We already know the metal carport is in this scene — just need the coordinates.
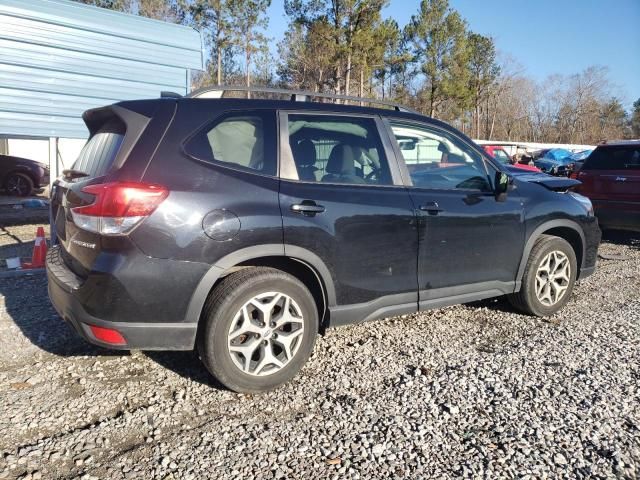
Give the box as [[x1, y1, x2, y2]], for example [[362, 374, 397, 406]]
[[0, 0, 203, 177]]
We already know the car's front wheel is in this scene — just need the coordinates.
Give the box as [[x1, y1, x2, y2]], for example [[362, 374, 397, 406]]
[[198, 267, 318, 393], [508, 235, 577, 317]]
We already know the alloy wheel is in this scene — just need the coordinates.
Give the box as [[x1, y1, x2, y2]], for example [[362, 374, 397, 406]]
[[227, 292, 305, 376], [535, 250, 571, 306]]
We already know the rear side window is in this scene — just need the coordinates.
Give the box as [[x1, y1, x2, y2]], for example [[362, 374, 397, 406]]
[[286, 114, 393, 185], [184, 111, 276, 176], [73, 120, 124, 177], [583, 146, 640, 171]]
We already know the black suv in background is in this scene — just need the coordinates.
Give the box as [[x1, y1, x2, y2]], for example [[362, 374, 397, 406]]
[[0, 154, 50, 196], [47, 89, 601, 393]]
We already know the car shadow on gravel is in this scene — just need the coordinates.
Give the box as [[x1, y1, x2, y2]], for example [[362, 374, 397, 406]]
[[465, 295, 521, 314], [601, 230, 639, 250], [0, 272, 128, 358], [0, 271, 226, 387], [144, 351, 227, 390]]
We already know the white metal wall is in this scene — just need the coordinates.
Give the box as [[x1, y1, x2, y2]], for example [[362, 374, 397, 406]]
[[0, 0, 203, 139]]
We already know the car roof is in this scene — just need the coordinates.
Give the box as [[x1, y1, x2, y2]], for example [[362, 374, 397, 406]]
[[598, 140, 640, 147], [174, 97, 464, 135]]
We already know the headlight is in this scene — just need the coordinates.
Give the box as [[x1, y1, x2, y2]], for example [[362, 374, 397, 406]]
[[568, 191, 594, 216]]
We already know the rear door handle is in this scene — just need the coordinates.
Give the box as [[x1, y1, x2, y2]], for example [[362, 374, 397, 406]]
[[419, 201, 443, 215], [291, 200, 326, 216]]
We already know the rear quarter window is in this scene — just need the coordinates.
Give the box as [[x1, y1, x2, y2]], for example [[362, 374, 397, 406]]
[[73, 120, 124, 178], [183, 111, 277, 176]]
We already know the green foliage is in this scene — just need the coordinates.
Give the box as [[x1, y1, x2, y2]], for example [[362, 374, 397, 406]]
[[280, 0, 388, 95], [405, 0, 469, 117], [227, 0, 271, 90], [467, 32, 499, 136], [631, 98, 640, 138]]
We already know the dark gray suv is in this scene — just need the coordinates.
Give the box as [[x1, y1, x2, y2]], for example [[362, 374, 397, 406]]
[[47, 88, 601, 393]]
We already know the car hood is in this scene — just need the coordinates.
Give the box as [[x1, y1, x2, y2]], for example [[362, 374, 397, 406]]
[[507, 168, 581, 192], [0, 156, 47, 170], [535, 158, 566, 166]]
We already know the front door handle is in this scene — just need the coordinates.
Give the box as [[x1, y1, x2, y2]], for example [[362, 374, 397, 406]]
[[419, 201, 443, 215], [291, 200, 326, 216]]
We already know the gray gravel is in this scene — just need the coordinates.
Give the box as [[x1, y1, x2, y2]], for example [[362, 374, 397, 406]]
[[0, 232, 639, 479]]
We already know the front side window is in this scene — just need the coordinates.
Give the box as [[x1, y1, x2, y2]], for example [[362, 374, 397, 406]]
[[184, 112, 276, 175], [492, 149, 511, 165], [287, 114, 393, 186], [391, 122, 491, 191]]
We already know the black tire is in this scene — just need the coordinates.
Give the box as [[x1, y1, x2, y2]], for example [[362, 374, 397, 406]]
[[508, 235, 577, 317], [198, 267, 318, 393], [4, 173, 34, 197]]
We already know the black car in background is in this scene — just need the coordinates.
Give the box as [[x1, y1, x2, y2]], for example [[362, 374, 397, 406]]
[[0, 154, 50, 196], [46, 89, 601, 393]]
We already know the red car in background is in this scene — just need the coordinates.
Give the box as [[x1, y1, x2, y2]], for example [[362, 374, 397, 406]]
[[574, 141, 640, 232], [482, 145, 541, 172]]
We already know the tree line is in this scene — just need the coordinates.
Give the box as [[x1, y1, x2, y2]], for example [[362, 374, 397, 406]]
[[78, 0, 640, 143]]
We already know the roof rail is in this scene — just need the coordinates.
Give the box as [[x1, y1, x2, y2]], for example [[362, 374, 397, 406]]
[[188, 85, 417, 113]]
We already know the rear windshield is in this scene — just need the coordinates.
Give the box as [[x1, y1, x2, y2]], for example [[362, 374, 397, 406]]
[[583, 146, 640, 171], [73, 120, 124, 177]]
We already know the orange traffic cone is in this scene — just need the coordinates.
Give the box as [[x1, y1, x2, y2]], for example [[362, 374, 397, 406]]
[[22, 227, 48, 269]]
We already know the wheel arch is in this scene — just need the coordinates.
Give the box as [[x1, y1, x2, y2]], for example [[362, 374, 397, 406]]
[[516, 219, 586, 287], [185, 244, 336, 334]]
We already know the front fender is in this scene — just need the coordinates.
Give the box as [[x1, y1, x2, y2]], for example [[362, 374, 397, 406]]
[[515, 219, 587, 287]]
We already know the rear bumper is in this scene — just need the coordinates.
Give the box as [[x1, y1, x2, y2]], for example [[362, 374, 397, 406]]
[[46, 246, 198, 350]]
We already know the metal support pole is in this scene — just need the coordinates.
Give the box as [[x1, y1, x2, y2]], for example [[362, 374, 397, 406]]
[[49, 137, 58, 245]]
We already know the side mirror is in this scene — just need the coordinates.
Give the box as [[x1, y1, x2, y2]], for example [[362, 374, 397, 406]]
[[494, 171, 510, 201]]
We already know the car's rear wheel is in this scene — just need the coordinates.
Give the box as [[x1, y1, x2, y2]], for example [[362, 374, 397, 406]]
[[508, 235, 577, 317], [5, 173, 34, 197], [198, 267, 318, 393]]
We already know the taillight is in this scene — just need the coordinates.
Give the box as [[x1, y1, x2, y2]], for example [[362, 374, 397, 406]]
[[71, 182, 168, 235]]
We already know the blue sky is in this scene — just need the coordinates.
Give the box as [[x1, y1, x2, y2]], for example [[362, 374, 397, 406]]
[[266, 0, 640, 108]]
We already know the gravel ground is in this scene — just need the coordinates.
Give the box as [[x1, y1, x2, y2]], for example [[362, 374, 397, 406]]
[[0, 232, 638, 479], [0, 224, 50, 272]]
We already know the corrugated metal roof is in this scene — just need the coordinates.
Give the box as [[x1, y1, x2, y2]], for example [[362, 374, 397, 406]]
[[0, 0, 203, 138]]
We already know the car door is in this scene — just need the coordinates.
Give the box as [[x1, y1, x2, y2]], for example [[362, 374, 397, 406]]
[[278, 111, 418, 324], [383, 118, 525, 308]]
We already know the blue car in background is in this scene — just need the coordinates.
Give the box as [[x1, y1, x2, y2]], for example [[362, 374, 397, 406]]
[[534, 148, 575, 176], [566, 149, 595, 176]]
